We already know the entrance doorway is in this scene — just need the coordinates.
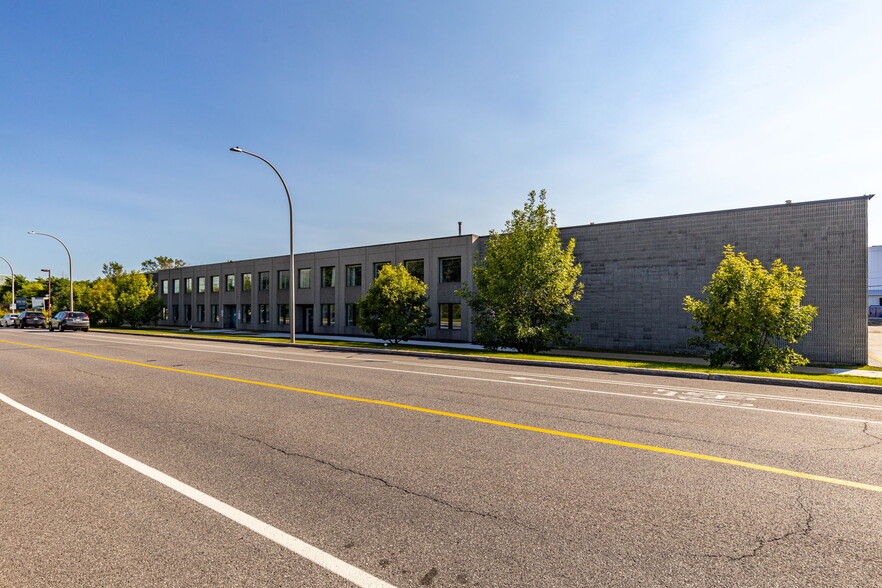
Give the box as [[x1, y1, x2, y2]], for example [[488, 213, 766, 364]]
[[223, 305, 237, 329], [300, 305, 314, 333]]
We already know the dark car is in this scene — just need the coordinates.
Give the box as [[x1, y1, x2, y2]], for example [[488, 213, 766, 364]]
[[49, 311, 90, 332], [16, 311, 47, 329]]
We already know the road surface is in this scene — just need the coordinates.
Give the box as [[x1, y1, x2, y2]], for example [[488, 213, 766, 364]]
[[2, 330, 881, 586]]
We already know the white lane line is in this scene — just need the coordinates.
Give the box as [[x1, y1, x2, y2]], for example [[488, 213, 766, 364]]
[[79, 333, 882, 412], [71, 333, 882, 424], [0, 392, 395, 588], [14, 335, 882, 426]]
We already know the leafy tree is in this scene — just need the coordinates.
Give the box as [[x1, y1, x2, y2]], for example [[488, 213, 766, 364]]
[[358, 264, 434, 344], [683, 245, 818, 372], [141, 256, 186, 273], [80, 262, 163, 327], [457, 190, 584, 354]]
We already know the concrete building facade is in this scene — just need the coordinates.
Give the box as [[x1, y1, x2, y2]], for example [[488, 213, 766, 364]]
[[156, 195, 871, 365]]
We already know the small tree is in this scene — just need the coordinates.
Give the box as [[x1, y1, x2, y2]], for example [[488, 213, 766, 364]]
[[358, 264, 433, 344], [457, 190, 584, 354], [683, 245, 818, 372], [141, 256, 186, 274]]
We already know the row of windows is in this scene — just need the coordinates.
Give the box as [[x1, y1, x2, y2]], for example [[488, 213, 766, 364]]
[[160, 257, 462, 295], [164, 303, 462, 330]]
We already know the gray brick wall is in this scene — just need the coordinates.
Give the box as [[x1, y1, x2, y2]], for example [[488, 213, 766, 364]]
[[557, 196, 870, 365]]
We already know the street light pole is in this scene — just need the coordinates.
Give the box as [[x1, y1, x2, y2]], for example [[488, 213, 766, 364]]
[[28, 231, 74, 312], [0, 255, 14, 311], [41, 269, 51, 316], [229, 147, 296, 344]]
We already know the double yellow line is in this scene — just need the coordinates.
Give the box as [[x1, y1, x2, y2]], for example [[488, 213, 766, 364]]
[[6, 338, 882, 493]]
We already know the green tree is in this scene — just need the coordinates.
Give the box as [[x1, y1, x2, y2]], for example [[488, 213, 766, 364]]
[[358, 264, 434, 344], [80, 262, 163, 327], [140, 256, 186, 273], [683, 245, 818, 372], [457, 190, 584, 354]]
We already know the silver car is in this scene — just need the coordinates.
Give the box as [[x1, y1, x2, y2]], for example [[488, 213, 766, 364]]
[[0, 313, 17, 327], [49, 311, 90, 332]]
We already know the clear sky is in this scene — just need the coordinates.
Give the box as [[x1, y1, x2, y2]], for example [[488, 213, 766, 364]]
[[1, 1, 879, 281]]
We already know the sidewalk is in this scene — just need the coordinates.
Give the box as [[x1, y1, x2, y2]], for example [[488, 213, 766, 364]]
[[170, 328, 882, 380]]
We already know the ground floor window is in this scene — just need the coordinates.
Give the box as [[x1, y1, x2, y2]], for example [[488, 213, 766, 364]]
[[258, 304, 269, 324], [197, 305, 205, 322], [161, 307, 168, 320], [172, 305, 179, 322], [211, 304, 219, 323], [184, 305, 192, 322], [241, 304, 252, 324], [345, 303, 358, 326], [278, 304, 290, 325], [321, 303, 336, 326], [439, 303, 462, 330]]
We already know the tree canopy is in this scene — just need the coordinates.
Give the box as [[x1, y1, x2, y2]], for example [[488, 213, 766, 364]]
[[141, 256, 186, 273], [358, 264, 434, 344], [683, 245, 818, 372], [457, 190, 584, 354]]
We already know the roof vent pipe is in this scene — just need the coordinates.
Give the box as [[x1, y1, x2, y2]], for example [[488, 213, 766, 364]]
[[458, 221, 462, 236]]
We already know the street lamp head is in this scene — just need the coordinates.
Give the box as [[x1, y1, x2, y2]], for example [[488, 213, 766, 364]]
[[27, 231, 35, 234], [230, 146, 244, 153], [41, 269, 50, 272]]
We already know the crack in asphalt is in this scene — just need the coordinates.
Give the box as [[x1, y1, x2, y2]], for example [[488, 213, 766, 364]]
[[816, 421, 882, 452], [693, 495, 814, 561], [236, 434, 546, 535]]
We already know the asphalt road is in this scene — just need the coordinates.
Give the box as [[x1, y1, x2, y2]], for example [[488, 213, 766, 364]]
[[2, 329, 881, 587]]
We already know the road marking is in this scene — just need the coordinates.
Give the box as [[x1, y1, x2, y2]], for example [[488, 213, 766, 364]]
[[0, 392, 395, 588], [4, 339, 882, 494], [34, 334, 882, 424], [76, 333, 882, 411]]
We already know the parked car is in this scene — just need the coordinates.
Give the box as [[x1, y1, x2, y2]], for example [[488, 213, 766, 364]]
[[0, 313, 17, 327], [16, 311, 47, 329], [49, 311, 90, 332]]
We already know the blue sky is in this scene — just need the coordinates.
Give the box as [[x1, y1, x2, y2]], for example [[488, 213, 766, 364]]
[[1, 1, 879, 281]]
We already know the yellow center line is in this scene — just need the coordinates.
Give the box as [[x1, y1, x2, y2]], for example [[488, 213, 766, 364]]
[[6, 338, 882, 493]]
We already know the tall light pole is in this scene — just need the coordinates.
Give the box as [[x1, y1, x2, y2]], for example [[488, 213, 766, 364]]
[[0, 255, 14, 311], [41, 269, 51, 316], [229, 147, 295, 344], [28, 231, 74, 312]]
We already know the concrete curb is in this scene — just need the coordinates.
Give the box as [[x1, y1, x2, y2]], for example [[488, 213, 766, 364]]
[[98, 330, 882, 395]]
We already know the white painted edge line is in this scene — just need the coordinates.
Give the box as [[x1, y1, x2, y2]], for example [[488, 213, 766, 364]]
[[0, 392, 395, 588]]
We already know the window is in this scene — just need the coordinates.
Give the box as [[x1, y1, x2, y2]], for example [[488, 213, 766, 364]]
[[258, 271, 269, 290], [197, 277, 206, 293], [211, 276, 220, 292], [211, 304, 219, 323], [346, 303, 358, 326], [197, 304, 205, 322], [278, 270, 290, 290], [321, 303, 336, 326], [345, 264, 362, 287], [173, 279, 180, 294], [298, 268, 312, 289], [242, 273, 252, 291], [241, 304, 252, 323], [404, 259, 425, 282], [172, 305, 179, 321], [161, 307, 168, 319], [278, 304, 290, 325], [258, 304, 269, 324], [161, 280, 168, 295], [373, 261, 390, 279], [321, 266, 336, 288], [440, 257, 461, 282], [226, 274, 235, 291], [184, 304, 192, 322], [185, 277, 192, 294], [439, 303, 462, 330]]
